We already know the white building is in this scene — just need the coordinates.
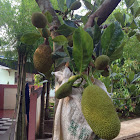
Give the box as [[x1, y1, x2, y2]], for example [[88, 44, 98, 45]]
[[0, 65, 17, 85]]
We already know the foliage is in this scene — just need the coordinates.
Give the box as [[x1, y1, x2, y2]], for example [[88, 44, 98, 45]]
[[34, 74, 44, 86], [27, 0, 139, 118], [0, 0, 140, 122], [96, 0, 140, 117], [112, 62, 140, 117], [0, 0, 41, 61]]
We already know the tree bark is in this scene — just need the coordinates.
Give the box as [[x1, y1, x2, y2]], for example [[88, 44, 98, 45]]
[[39, 77, 46, 138], [16, 53, 23, 140], [21, 55, 27, 140], [16, 53, 27, 140], [84, 0, 121, 29], [45, 82, 50, 120]]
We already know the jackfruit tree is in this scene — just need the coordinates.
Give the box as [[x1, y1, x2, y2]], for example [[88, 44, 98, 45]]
[[6, 0, 138, 139], [18, 0, 139, 139]]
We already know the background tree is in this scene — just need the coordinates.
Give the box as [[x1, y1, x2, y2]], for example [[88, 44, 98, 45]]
[[0, 0, 43, 140]]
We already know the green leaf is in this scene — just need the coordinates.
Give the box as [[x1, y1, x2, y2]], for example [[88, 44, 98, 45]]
[[57, 0, 65, 12], [136, 33, 140, 42], [66, 0, 76, 8], [130, 0, 139, 16], [135, 7, 140, 17], [20, 33, 41, 45], [130, 20, 137, 29], [52, 51, 67, 61], [125, 0, 135, 8], [55, 57, 70, 67], [114, 12, 125, 27], [125, 14, 131, 23], [57, 24, 76, 37], [73, 27, 93, 73], [70, 1, 81, 10], [81, 15, 89, 25], [128, 30, 136, 37], [52, 35, 68, 45], [131, 73, 140, 84], [129, 85, 137, 92], [101, 22, 124, 57], [64, 20, 78, 28], [110, 42, 125, 62], [93, 22, 101, 44], [84, 1, 93, 10], [128, 71, 135, 82], [44, 11, 52, 23]]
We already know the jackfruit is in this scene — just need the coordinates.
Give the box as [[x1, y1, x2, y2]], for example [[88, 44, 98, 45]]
[[81, 85, 120, 140], [33, 44, 53, 74], [95, 55, 110, 70], [42, 28, 50, 38], [70, 1, 81, 10], [55, 75, 80, 99], [31, 12, 47, 28]]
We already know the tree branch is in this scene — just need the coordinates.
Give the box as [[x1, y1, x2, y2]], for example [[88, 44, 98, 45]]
[[84, 0, 121, 29], [35, 0, 61, 51]]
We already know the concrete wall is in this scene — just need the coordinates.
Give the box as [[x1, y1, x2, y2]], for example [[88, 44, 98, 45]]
[[0, 84, 17, 109], [28, 87, 42, 140], [4, 88, 17, 109], [0, 68, 16, 85], [36, 95, 41, 135]]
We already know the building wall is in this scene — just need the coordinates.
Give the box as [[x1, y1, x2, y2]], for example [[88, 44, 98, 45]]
[[4, 88, 17, 109], [0, 84, 17, 109], [36, 95, 41, 135], [0, 68, 16, 85]]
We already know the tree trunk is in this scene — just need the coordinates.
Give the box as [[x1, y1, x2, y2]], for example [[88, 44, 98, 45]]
[[16, 53, 23, 140], [16, 53, 27, 140], [45, 82, 50, 120], [21, 55, 27, 140], [84, 0, 121, 29], [39, 77, 46, 138]]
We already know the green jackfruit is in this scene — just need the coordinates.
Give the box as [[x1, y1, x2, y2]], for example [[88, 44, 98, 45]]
[[81, 85, 120, 140], [95, 55, 110, 70], [32, 12, 47, 28], [33, 44, 53, 74], [55, 75, 80, 99], [42, 28, 50, 38], [70, 1, 81, 10]]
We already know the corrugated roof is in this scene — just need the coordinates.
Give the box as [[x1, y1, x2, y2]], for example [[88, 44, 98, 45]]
[[0, 58, 37, 74]]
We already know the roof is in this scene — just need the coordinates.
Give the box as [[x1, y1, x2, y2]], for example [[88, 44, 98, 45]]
[[0, 65, 10, 70], [0, 58, 37, 74]]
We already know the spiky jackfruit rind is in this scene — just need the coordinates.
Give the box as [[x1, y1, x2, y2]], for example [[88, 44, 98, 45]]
[[55, 81, 72, 99], [33, 44, 53, 74], [70, 1, 81, 10], [32, 12, 47, 28], [81, 85, 120, 140], [95, 55, 110, 70]]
